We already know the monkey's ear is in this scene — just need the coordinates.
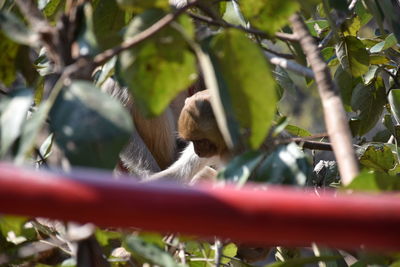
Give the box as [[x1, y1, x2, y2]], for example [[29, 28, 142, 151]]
[[192, 139, 218, 158]]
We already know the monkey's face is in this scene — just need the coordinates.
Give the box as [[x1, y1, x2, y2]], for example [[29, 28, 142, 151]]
[[178, 90, 227, 158]]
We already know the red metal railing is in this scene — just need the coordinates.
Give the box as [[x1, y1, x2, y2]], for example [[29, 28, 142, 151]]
[[0, 163, 400, 250]]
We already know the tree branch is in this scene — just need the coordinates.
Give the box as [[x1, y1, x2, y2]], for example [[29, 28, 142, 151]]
[[93, 1, 198, 66], [290, 13, 359, 185], [264, 51, 315, 78], [188, 12, 299, 42]]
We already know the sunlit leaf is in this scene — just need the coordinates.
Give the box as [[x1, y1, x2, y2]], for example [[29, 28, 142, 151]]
[[210, 29, 277, 148], [359, 143, 396, 172], [240, 0, 299, 34], [370, 33, 397, 53], [346, 170, 400, 192], [38, 0, 62, 17], [0, 89, 33, 157], [117, 10, 196, 116], [285, 124, 311, 137], [116, 0, 169, 11], [336, 36, 369, 77]]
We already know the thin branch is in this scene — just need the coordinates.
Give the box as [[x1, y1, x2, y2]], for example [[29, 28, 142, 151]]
[[188, 12, 299, 42], [262, 47, 294, 59], [14, 0, 62, 68], [93, 1, 198, 66], [264, 51, 315, 78], [290, 13, 359, 185]]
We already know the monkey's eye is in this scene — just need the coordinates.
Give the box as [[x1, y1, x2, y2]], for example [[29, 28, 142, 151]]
[[192, 139, 218, 158]]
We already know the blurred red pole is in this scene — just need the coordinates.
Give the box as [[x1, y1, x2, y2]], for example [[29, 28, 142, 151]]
[[0, 163, 400, 250]]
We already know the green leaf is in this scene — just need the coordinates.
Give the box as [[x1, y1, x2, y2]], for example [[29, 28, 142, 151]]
[[363, 65, 379, 85], [355, 1, 373, 26], [388, 89, 400, 124], [95, 229, 122, 247], [240, 0, 300, 34], [0, 11, 38, 46], [0, 89, 33, 157], [221, 243, 237, 264], [346, 170, 400, 192], [210, 29, 277, 148], [285, 124, 312, 137], [254, 143, 311, 185], [376, 0, 400, 43], [93, 0, 125, 50], [49, 81, 133, 169], [222, 1, 246, 27], [117, 10, 196, 116], [350, 80, 386, 136], [266, 256, 341, 267], [369, 33, 397, 53], [116, 0, 169, 11], [336, 36, 370, 78], [342, 16, 361, 36], [359, 144, 396, 172], [334, 65, 354, 110], [38, 0, 62, 17], [125, 236, 182, 267], [329, 0, 347, 11], [0, 32, 18, 86], [16, 100, 51, 164], [218, 151, 264, 186]]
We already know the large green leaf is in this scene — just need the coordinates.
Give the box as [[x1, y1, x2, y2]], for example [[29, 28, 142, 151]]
[[350, 80, 386, 136], [346, 170, 400, 192], [93, 0, 125, 50], [49, 81, 133, 169], [0, 89, 33, 157], [117, 10, 196, 116], [0, 32, 18, 86], [210, 29, 277, 149], [240, 0, 299, 34], [359, 144, 396, 173], [254, 143, 311, 185], [336, 36, 369, 78]]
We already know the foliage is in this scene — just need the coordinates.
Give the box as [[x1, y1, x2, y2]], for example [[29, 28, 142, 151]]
[[1, 0, 400, 266]]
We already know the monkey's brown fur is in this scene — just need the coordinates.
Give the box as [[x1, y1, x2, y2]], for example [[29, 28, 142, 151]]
[[178, 90, 227, 158]]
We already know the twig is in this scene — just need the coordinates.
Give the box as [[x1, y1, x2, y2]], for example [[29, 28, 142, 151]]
[[263, 47, 294, 59], [14, 0, 61, 67], [188, 12, 299, 42], [264, 51, 315, 78], [214, 239, 222, 267], [93, 1, 198, 66], [290, 13, 359, 185]]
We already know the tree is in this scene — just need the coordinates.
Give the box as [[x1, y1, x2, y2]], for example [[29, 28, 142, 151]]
[[1, 0, 400, 265]]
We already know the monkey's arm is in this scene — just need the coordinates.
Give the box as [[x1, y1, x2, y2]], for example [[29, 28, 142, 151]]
[[148, 142, 222, 183]]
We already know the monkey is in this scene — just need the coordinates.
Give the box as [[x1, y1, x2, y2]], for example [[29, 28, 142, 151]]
[[148, 89, 228, 183]]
